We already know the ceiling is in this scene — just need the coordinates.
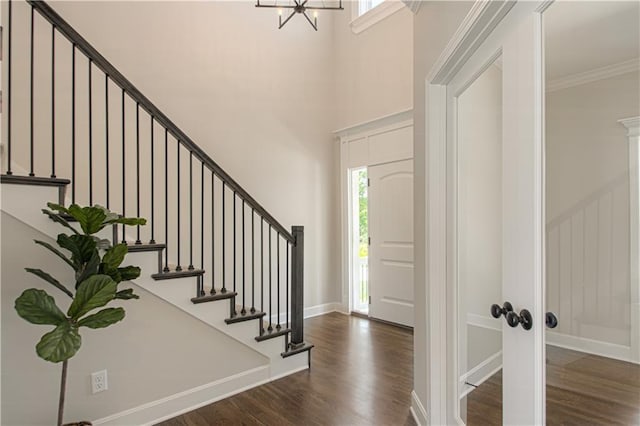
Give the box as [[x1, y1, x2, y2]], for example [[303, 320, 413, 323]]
[[545, 1, 640, 81]]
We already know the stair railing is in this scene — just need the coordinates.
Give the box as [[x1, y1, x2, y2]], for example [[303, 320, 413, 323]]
[[1, 0, 307, 348]]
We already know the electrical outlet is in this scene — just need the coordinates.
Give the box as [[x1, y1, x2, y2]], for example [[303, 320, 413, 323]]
[[91, 370, 108, 394]]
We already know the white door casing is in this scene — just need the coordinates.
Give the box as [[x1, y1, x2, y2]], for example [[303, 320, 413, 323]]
[[368, 159, 414, 327], [425, 1, 547, 424]]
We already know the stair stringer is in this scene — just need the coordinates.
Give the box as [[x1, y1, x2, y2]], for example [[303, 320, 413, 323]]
[[1, 182, 309, 381]]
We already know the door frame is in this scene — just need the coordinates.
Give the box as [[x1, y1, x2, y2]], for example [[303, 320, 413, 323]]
[[336, 111, 414, 315], [424, 1, 549, 424]]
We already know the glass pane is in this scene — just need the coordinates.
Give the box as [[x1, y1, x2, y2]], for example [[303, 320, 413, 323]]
[[457, 57, 503, 424], [544, 2, 640, 423], [352, 168, 369, 314]]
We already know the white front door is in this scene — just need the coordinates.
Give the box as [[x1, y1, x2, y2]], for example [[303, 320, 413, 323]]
[[441, 2, 545, 424], [368, 159, 414, 327]]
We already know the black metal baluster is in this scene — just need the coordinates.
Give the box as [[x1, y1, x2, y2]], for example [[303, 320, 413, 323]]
[[50, 25, 56, 178], [88, 59, 93, 205], [221, 182, 226, 293], [6, 0, 12, 175], [188, 152, 194, 270], [251, 209, 255, 313], [200, 161, 204, 274], [286, 241, 289, 329], [232, 191, 237, 316], [277, 233, 281, 330], [268, 225, 273, 332], [29, 7, 34, 176], [261, 219, 264, 333], [176, 142, 182, 271], [241, 200, 246, 315], [210, 172, 216, 295], [105, 75, 109, 209], [150, 117, 155, 243], [121, 88, 126, 243], [71, 45, 76, 203], [135, 103, 141, 243], [163, 129, 169, 272]]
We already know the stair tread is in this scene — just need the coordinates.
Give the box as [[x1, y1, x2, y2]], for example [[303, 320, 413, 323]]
[[126, 243, 166, 252], [255, 328, 291, 342], [1, 174, 70, 187], [225, 310, 266, 324], [191, 291, 236, 304], [281, 342, 314, 358], [151, 269, 205, 280]]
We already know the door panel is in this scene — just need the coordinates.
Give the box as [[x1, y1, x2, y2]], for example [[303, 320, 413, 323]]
[[543, 2, 640, 423], [456, 56, 504, 424], [369, 159, 414, 327], [446, 3, 544, 424]]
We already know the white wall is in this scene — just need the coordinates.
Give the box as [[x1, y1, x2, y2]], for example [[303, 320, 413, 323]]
[[412, 0, 475, 418], [333, 1, 413, 130], [546, 71, 639, 221], [3, 0, 340, 309], [1, 211, 267, 425], [545, 71, 639, 352]]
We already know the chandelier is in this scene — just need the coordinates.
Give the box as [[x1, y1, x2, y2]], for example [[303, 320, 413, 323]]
[[256, 0, 344, 31]]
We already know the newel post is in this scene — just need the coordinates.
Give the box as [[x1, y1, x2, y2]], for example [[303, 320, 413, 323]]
[[291, 225, 305, 347]]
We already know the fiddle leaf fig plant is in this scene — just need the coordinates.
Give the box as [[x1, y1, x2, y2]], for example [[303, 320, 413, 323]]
[[14, 202, 146, 426]]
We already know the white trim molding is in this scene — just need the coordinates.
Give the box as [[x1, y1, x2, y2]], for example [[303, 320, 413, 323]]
[[618, 116, 640, 364], [401, 0, 421, 15], [427, 1, 516, 84], [547, 58, 640, 93], [92, 366, 271, 425], [410, 390, 428, 426], [459, 351, 502, 398], [350, 0, 406, 34], [333, 108, 413, 139]]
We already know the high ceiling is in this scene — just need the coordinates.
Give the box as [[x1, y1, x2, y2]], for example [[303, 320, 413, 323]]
[[545, 1, 640, 81]]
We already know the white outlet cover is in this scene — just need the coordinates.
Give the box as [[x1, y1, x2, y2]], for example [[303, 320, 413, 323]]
[[91, 370, 108, 394]]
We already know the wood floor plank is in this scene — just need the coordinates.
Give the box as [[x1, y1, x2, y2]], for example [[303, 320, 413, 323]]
[[158, 313, 416, 426], [467, 346, 640, 425]]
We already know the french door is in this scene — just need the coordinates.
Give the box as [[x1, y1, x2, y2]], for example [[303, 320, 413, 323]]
[[434, 1, 640, 424], [439, 2, 546, 424]]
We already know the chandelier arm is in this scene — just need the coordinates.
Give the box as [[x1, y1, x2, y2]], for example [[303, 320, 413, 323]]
[[279, 9, 298, 29], [302, 10, 318, 31], [304, 6, 344, 10], [255, 4, 297, 8]]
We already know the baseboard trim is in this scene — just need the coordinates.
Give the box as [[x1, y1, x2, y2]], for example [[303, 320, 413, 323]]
[[93, 366, 270, 425], [304, 302, 343, 319], [459, 351, 502, 398], [410, 390, 428, 426], [547, 331, 638, 364], [467, 313, 501, 331]]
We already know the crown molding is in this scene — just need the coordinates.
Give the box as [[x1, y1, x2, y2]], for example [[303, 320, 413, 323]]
[[619, 116, 640, 138], [401, 0, 422, 15], [333, 108, 413, 139], [547, 58, 640, 93]]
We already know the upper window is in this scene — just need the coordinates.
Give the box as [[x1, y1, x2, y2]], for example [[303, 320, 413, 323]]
[[358, 0, 385, 17], [350, 0, 405, 34]]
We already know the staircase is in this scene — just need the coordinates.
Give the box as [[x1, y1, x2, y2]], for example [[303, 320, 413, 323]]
[[1, 0, 313, 400]]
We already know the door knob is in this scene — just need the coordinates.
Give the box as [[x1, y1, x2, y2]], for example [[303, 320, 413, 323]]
[[506, 309, 533, 330], [545, 312, 558, 329], [490, 302, 513, 319]]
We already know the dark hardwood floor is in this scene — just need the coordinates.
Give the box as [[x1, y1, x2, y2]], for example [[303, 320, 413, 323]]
[[158, 312, 416, 426], [467, 345, 640, 425]]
